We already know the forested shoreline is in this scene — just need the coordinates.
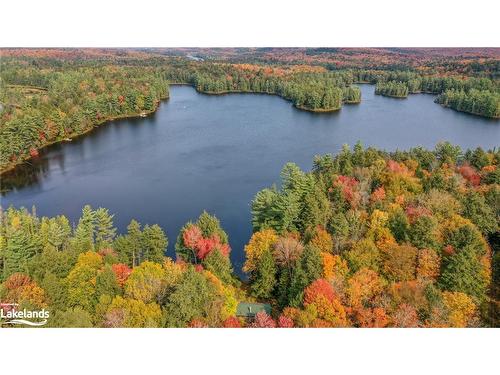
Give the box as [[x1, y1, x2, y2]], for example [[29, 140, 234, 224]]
[[1, 51, 499, 173], [375, 81, 409, 98], [1, 143, 498, 328], [1, 52, 499, 328], [436, 89, 500, 118], [0, 64, 169, 174], [358, 70, 500, 117]]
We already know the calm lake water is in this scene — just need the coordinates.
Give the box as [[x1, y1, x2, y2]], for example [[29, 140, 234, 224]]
[[1, 84, 499, 275]]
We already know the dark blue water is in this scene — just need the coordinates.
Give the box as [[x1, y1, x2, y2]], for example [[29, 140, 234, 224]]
[[1, 84, 498, 275]]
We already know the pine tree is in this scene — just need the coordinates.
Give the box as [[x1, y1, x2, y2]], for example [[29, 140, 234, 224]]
[[388, 208, 409, 242], [196, 211, 228, 244], [40, 216, 71, 250], [301, 245, 323, 282], [251, 187, 282, 232], [202, 249, 235, 285], [461, 191, 497, 235], [337, 144, 353, 175], [40, 271, 68, 311], [250, 248, 276, 299], [73, 205, 96, 253], [94, 208, 116, 250], [125, 220, 143, 267], [142, 224, 167, 263], [439, 246, 488, 302], [276, 267, 293, 309], [287, 245, 323, 307], [3, 228, 37, 278]]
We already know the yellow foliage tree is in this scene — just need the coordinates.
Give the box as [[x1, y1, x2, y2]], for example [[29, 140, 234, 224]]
[[417, 248, 440, 280], [367, 209, 395, 247], [310, 295, 348, 327], [105, 296, 162, 328], [203, 270, 238, 321], [321, 252, 348, 280], [310, 226, 334, 254], [243, 229, 278, 273], [65, 251, 103, 311], [442, 291, 477, 328], [124, 261, 166, 303], [163, 257, 183, 288]]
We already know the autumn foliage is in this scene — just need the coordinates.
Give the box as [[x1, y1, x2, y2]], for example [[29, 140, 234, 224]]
[[112, 263, 132, 287], [182, 224, 230, 261], [1, 141, 497, 327], [304, 279, 336, 305]]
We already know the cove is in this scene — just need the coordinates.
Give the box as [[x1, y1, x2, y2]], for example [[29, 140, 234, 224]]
[[1, 84, 499, 276]]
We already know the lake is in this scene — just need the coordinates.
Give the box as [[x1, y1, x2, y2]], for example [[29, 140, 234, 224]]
[[1, 84, 499, 275]]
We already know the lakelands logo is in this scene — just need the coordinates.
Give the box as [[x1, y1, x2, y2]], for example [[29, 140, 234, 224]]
[[0, 303, 49, 326]]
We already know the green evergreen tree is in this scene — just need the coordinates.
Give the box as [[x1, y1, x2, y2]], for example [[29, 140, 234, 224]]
[[408, 215, 439, 250], [439, 246, 489, 302], [96, 264, 121, 298], [276, 245, 323, 308], [435, 142, 462, 166], [163, 267, 218, 327], [41, 271, 68, 311], [142, 224, 167, 263], [94, 208, 117, 250], [197, 211, 228, 244], [461, 191, 497, 235], [202, 249, 235, 285], [117, 220, 143, 267], [73, 205, 96, 253], [40, 216, 71, 251], [3, 227, 38, 278], [388, 208, 409, 242], [250, 248, 277, 299], [251, 187, 282, 231], [301, 245, 323, 283]]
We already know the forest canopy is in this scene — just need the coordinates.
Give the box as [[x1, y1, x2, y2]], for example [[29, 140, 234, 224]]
[[1, 143, 498, 328], [0, 50, 499, 327]]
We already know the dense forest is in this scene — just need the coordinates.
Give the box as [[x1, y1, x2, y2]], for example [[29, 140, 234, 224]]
[[435, 89, 500, 118], [165, 62, 360, 111], [375, 81, 409, 98], [1, 50, 499, 327], [0, 63, 168, 172], [362, 70, 499, 116], [1, 50, 499, 173], [1, 143, 498, 327]]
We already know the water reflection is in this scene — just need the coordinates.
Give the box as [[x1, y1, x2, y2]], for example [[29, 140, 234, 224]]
[[1, 153, 51, 194]]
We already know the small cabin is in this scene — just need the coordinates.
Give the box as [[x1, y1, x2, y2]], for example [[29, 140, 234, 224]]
[[236, 302, 272, 320]]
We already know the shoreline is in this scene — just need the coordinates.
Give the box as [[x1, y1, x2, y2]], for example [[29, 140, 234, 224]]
[[295, 104, 341, 112], [375, 93, 408, 99], [0, 95, 169, 176], [187, 86, 348, 113], [437, 103, 500, 120], [0, 83, 349, 176]]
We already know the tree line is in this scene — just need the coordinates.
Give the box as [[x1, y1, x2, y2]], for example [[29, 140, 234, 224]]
[[435, 89, 500, 118], [375, 81, 409, 98], [352, 70, 498, 94], [357, 69, 499, 117], [165, 64, 362, 111]]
